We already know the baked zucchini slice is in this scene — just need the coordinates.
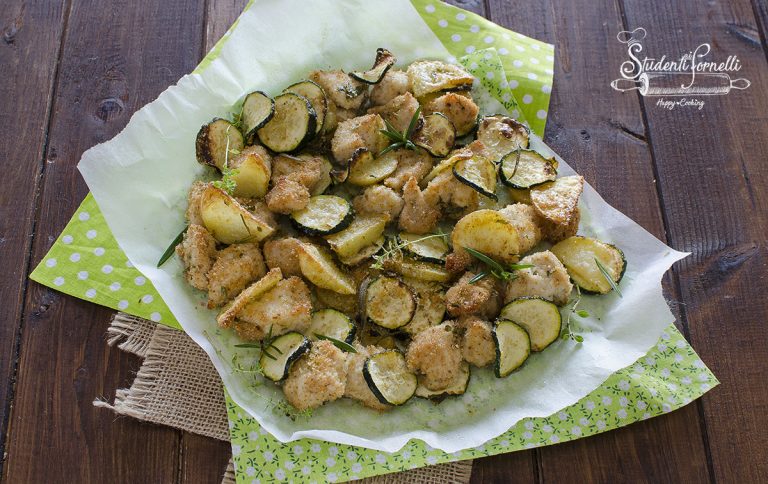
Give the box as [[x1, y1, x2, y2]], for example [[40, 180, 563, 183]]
[[325, 213, 388, 260], [415, 362, 470, 399], [413, 113, 456, 157], [284, 79, 327, 135], [493, 320, 531, 377], [259, 332, 311, 382], [365, 276, 416, 329], [308, 309, 356, 344], [476, 115, 530, 162], [499, 150, 557, 189], [551, 236, 626, 294], [350, 48, 396, 84], [363, 350, 418, 405], [452, 154, 498, 200], [291, 195, 353, 236], [407, 60, 474, 97], [199, 186, 274, 243], [383, 255, 452, 283], [347, 148, 399, 186], [240, 91, 275, 142], [195, 118, 244, 170], [499, 297, 561, 352], [398, 232, 449, 264], [298, 243, 356, 295], [257, 92, 317, 152]]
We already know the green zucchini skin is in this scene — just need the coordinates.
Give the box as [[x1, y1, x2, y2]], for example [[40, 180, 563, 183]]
[[499, 297, 561, 352], [241, 91, 275, 142], [498, 149, 558, 189], [452, 156, 498, 200], [259, 332, 311, 382], [397, 232, 449, 265], [290, 195, 354, 236], [350, 48, 396, 84], [362, 350, 417, 405], [257, 92, 317, 153], [195, 118, 244, 170], [492, 320, 531, 378], [284, 79, 327, 135]]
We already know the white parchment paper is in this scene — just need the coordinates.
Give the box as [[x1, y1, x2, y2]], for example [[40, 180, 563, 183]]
[[79, 0, 686, 452]]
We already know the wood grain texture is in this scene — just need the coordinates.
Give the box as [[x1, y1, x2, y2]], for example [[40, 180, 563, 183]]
[[621, 0, 768, 481], [0, 1, 69, 474], [204, 0, 249, 53], [181, 433, 232, 483], [2, 0, 206, 482], [487, 0, 713, 482]]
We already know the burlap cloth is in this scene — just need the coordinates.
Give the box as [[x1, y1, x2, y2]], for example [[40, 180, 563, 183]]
[[95, 313, 473, 483]]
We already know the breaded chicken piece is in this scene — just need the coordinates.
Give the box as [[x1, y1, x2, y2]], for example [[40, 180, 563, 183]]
[[250, 200, 278, 229], [186, 181, 208, 226], [459, 316, 495, 368], [539, 207, 580, 243], [406, 322, 463, 391], [423, 92, 479, 137], [175, 224, 217, 291], [398, 177, 440, 234], [504, 250, 573, 306], [383, 148, 434, 192], [236, 277, 312, 339], [368, 92, 420, 133], [424, 170, 480, 214], [315, 287, 359, 317], [352, 185, 404, 221], [445, 271, 503, 319], [370, 69, 411, 106], [271, 154, 325, 192], [263, 237, 304, 277], [284, 341, 348, 411], [331, 114, 389, 163], [265, 177, 310, 214], [323, 104, 359, 133], [206, 243, 267, 308], [445, 250, 472, 275], [498, 203, 544, 255], [310, 70, 368, 111], [344, 343, 391, 411]]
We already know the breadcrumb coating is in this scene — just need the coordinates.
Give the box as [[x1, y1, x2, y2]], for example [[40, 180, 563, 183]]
[[504, 250, 573, 306], [445, 271, 502, 319], [370, 69, 411, 106], [176, 224, 217, 291], [263, 237, 304, 277], [344, 343, 391, 411], [236, 277, 312, 339], [398, 177, 440, 235], [207, 243, 266, 308], [265, 177, 310, 214], [459, 316, 495, 368], [406, 322, 463, 391], [352, 185, 404, 221], [284, 341, 348, 411]]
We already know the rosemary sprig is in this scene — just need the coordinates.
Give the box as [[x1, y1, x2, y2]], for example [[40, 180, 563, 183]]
[[595, 257, 623, 297], [463, 247, 533, 283], [314, 334, 357, 353], [562, 286, 588, 342], [157, 226, 188, 267], [378, 107, 421, 156], [370, 231, 449, 270], [234, 326, 283, 360]]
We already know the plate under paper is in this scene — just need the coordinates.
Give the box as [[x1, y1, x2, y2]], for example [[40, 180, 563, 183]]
[[78, 0, 686, 453]]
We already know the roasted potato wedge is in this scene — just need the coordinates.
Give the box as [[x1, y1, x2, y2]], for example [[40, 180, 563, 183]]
[[200, 186, 274, 243]]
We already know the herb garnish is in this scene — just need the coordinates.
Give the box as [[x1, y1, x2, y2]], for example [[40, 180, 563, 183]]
[[595, 257, 622, 297], [234, 325, 283, 360], [562, 286, 588, 342], [378, 107, 421, 156], [463, 247, 533, 283], [370, 230, 448, 270], [314, 334, 357, 353], [157, 226, 188, 267], [212, 124, 240, 195]]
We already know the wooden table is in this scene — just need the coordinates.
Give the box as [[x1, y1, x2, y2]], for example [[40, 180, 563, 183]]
[[2, 0, 767, 482]]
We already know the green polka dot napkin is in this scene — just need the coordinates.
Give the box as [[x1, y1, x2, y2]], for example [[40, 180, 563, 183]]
[[29, 1, 717, 483]]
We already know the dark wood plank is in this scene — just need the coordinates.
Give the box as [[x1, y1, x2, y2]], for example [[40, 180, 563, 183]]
[[621, 0, 768, 482], [487, 0, 713, 482], [0, 1, 68, 473], [749, 0, 768, 53], [176, 1, 251, 482], [2, 0, 207, 482]]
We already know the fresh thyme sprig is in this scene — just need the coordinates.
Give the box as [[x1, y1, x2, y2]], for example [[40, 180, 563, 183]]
[[212, 124, 240, 195], [562, 286, 588, 343], [370, 231, 449, 270], [463, 247, 533, 283], [314, 334, 357, 353], [595, 258, 623, 297], [378, 107, 421, 156]]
